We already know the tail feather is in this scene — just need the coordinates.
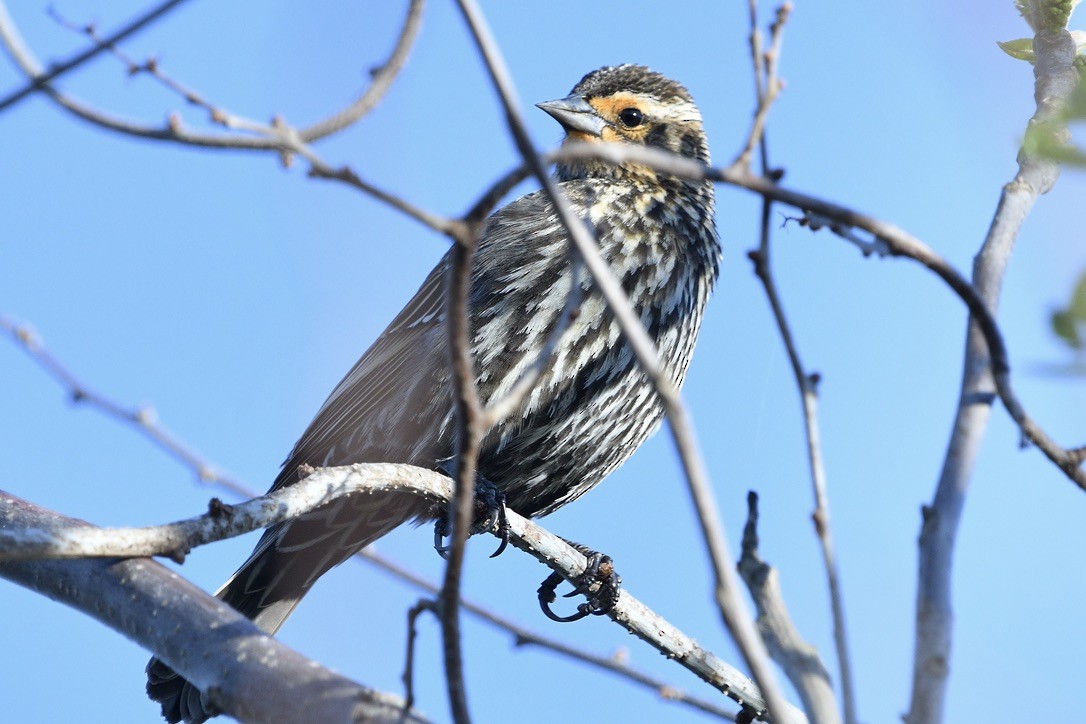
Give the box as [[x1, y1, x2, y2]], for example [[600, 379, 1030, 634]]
[[145, 490, 427, 723]]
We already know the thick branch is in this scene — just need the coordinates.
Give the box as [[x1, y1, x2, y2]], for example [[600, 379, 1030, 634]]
[[905, 22, 1080, 724], [0, 314, 739, 723], [0, 466, 802, 721], [0, 493, 426, 724]]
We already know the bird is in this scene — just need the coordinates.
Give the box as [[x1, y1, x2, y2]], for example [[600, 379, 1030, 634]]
[[147, 63, 721, 723]]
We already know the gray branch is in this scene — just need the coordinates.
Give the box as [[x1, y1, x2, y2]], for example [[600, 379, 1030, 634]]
[[905, 18, 1080, 724], [0, 493, 427, 724], [0, 465, 805, 722]]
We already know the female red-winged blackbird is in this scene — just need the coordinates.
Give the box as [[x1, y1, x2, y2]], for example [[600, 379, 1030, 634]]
[[148, 64, 720, 722]]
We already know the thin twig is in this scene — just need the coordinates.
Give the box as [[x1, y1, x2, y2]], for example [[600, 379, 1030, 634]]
[[732, 3, 792, 171], [452, 2, 796, 721], [403, 598, 438, 715], [299, 0, 424, 142], [905, 21, 1080, 724], [0, 4, 453, 235], [0, 315, 250, 498], [740, 4, 856, 721], [0, 0, 188, 113], [739, 492, 837, 723], [46, 0, 423, 144], [364, 551, 740, 721]]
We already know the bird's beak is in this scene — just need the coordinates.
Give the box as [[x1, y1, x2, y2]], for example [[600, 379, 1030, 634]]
[[536, 94, 605, 138]]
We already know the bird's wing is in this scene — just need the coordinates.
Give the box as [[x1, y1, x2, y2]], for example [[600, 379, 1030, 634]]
[[271, 257, 452, 490]]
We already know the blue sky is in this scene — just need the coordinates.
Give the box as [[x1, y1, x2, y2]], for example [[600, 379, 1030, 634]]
[[2, 1, 1084, 722]]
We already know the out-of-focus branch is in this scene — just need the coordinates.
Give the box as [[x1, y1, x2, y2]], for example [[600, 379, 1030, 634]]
[[0, 466, 799, 721], [732, 2, 791, 171], [453, 3, 796, 721], [0, 0, 451, 235], [738, 4, 855, 721], [439, 214, 487, 724], [739, 492, 838, 724], [0, 493, 427, 724], [0, 0, 188, 113], [0, 315, 251, 499], [298, 0, 424, 142], [906, 15, 1081, 724], [45, 0, 424, 145]]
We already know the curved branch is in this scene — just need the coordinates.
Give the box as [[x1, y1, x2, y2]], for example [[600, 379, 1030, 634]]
[[299, 0, 425, 142], [530, 142, 1085, 491]]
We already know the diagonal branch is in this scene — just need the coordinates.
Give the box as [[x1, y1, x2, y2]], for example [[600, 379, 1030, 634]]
[[0, 315, 251, 499], [452, 3, 795, 721], [0, 0, 189, 113], [0, 493, 427, 724], [0, 311, 748, 721], [299, 0, 425, 142], [0, 467, 803, 721]]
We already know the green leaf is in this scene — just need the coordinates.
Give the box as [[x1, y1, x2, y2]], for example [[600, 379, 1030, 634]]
[[998, 37, 1035, 61], [1050, 271, 1086, 350]]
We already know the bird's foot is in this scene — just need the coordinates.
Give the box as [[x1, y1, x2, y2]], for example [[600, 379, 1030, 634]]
[[432, 466, 510, 559], [538, 543, 621, 623]]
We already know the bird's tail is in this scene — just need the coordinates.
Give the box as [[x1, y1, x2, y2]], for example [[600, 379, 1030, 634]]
[[145, 489, 429, 723]]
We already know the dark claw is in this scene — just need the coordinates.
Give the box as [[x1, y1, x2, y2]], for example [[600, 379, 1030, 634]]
[[735, 705, 760, 724], [537, 548, 621, 623], [433, 519, 451, 559], [432, 464, 510, 558]]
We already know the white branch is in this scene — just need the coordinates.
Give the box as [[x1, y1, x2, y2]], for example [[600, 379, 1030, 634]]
[[0, 493, 426, 724], [0, 465, 803, 721]]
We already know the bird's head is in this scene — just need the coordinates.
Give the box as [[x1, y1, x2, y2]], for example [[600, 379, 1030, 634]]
[[537, 64, 709, 183]]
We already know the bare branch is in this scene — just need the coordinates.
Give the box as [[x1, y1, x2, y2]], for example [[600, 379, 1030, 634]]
[[739, 492, 838, 723], [45, 0, 423, 144], [0, 315, 250, 499], [299, 0, 425, 142], [906, 21, 1081, 724], [0, 464, 441, 563], [438, 214, 488, 724], [1, 466, 802, 721], [739, 5, 855, 718], [0, 493, 427, 724], [452, 3, 795, 720], [732, 3, 792, 171], [0, 2, 453, 236], [0, 0, 188, 113], [362, 550, 742, 721], [1, 312, 734, 722]]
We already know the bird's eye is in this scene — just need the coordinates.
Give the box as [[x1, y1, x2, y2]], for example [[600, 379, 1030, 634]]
[[618, 108, 643, 128]]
